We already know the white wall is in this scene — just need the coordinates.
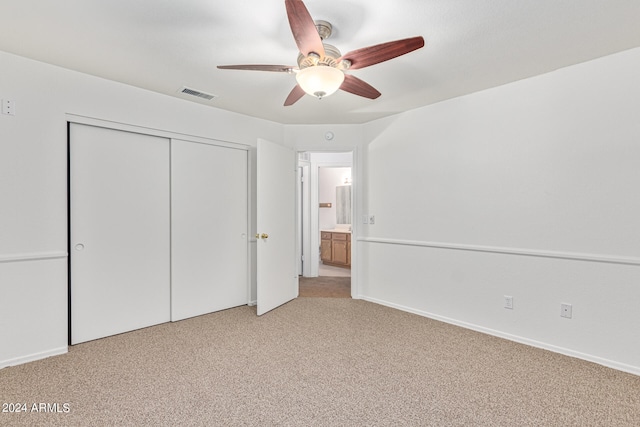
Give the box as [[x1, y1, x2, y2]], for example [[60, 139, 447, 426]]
[[0, 51, 281, 367], [360, 47, 640, 374]]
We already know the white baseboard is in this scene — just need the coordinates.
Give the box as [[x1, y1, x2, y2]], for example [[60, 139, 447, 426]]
[[0, 347, 68, 370], [362, 296, 640, 377]]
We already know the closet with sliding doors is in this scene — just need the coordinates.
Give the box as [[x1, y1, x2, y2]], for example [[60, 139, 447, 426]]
[[69, 123, 248, 344]]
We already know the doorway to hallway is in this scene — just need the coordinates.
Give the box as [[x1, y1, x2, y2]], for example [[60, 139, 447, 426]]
[[297, 151, 353, 298]]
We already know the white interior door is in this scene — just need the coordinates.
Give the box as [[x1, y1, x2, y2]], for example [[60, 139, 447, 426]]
[[256, 139, 297, 315], [171, 140, 248, 321], [70, 124, 170, 344]]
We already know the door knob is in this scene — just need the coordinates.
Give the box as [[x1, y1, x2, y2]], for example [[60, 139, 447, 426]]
[[261, 233, 269, 239]]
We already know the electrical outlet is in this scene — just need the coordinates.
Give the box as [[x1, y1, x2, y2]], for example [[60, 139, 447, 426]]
[[560, 303, 572, 318], [368, 215, 375, 225], [504, 295, 513, 309]]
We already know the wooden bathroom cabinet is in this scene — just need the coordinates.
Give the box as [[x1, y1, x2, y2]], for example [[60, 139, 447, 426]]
[[320, 230, 351, 268]]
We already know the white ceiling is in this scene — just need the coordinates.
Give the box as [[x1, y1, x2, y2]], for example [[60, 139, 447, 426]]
[[1, 0, 639, 125]]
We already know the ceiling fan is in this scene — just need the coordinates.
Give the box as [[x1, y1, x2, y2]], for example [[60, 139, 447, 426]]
[[217, 0, 425, 106]]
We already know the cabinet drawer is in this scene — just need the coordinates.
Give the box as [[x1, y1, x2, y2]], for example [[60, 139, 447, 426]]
[[332, 233, 347, 241], [321, 232, 332, 240]]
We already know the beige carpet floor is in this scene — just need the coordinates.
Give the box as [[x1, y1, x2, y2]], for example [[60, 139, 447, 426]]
[[299, 276, 351, 298], [1, 298, 639, 426]]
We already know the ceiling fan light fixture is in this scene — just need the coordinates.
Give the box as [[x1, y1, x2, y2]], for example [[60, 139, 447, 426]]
[[217, 1, 425, 106], [295, 66, 344, 99]]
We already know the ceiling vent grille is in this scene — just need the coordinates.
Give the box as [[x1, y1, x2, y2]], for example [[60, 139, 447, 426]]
[[178, 86, 217, 101]]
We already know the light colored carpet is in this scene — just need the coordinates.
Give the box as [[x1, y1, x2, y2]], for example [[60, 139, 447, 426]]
[[299, 276, 351, 298], [1, 298, 639, 426]]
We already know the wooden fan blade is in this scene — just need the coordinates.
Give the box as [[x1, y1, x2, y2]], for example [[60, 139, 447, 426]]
[[340, 74, 381, 99], [339, 36, 425, 70], [285, 0, 325, 57], [284, 84, 306, 106], [217, 64, 294, 73]]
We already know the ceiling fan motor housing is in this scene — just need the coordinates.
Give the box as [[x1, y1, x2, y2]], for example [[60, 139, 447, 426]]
[[297, 43, 342, 69]]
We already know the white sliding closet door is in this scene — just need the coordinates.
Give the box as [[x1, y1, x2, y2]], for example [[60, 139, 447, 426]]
[[171, 140, 248, 321], [70, 124, 170, 345]]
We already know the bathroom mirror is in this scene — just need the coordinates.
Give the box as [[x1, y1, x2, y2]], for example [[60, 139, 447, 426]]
[[336, 185, 351, 225]]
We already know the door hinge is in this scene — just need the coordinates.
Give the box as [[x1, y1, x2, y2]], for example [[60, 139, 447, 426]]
[[301, 255, 305, 261]]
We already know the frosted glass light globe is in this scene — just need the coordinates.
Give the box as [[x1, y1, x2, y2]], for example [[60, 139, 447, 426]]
[[296, 66, 345, 99]]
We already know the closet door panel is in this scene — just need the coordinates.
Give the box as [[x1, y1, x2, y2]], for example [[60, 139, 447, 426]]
[[70, 124, 170, 344], [171, 140, 248, 321]]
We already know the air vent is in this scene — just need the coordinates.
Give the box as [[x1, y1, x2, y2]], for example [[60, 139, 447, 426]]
[[178, 86, 217, 101]]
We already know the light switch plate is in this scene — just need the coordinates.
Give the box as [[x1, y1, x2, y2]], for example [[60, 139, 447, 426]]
[[2, 99, 16, 116]]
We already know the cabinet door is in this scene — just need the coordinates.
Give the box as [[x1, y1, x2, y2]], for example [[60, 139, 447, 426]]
[[171, 140, 248, 321], [321, 239, 332, 262], [332, 240, 349, 265]]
